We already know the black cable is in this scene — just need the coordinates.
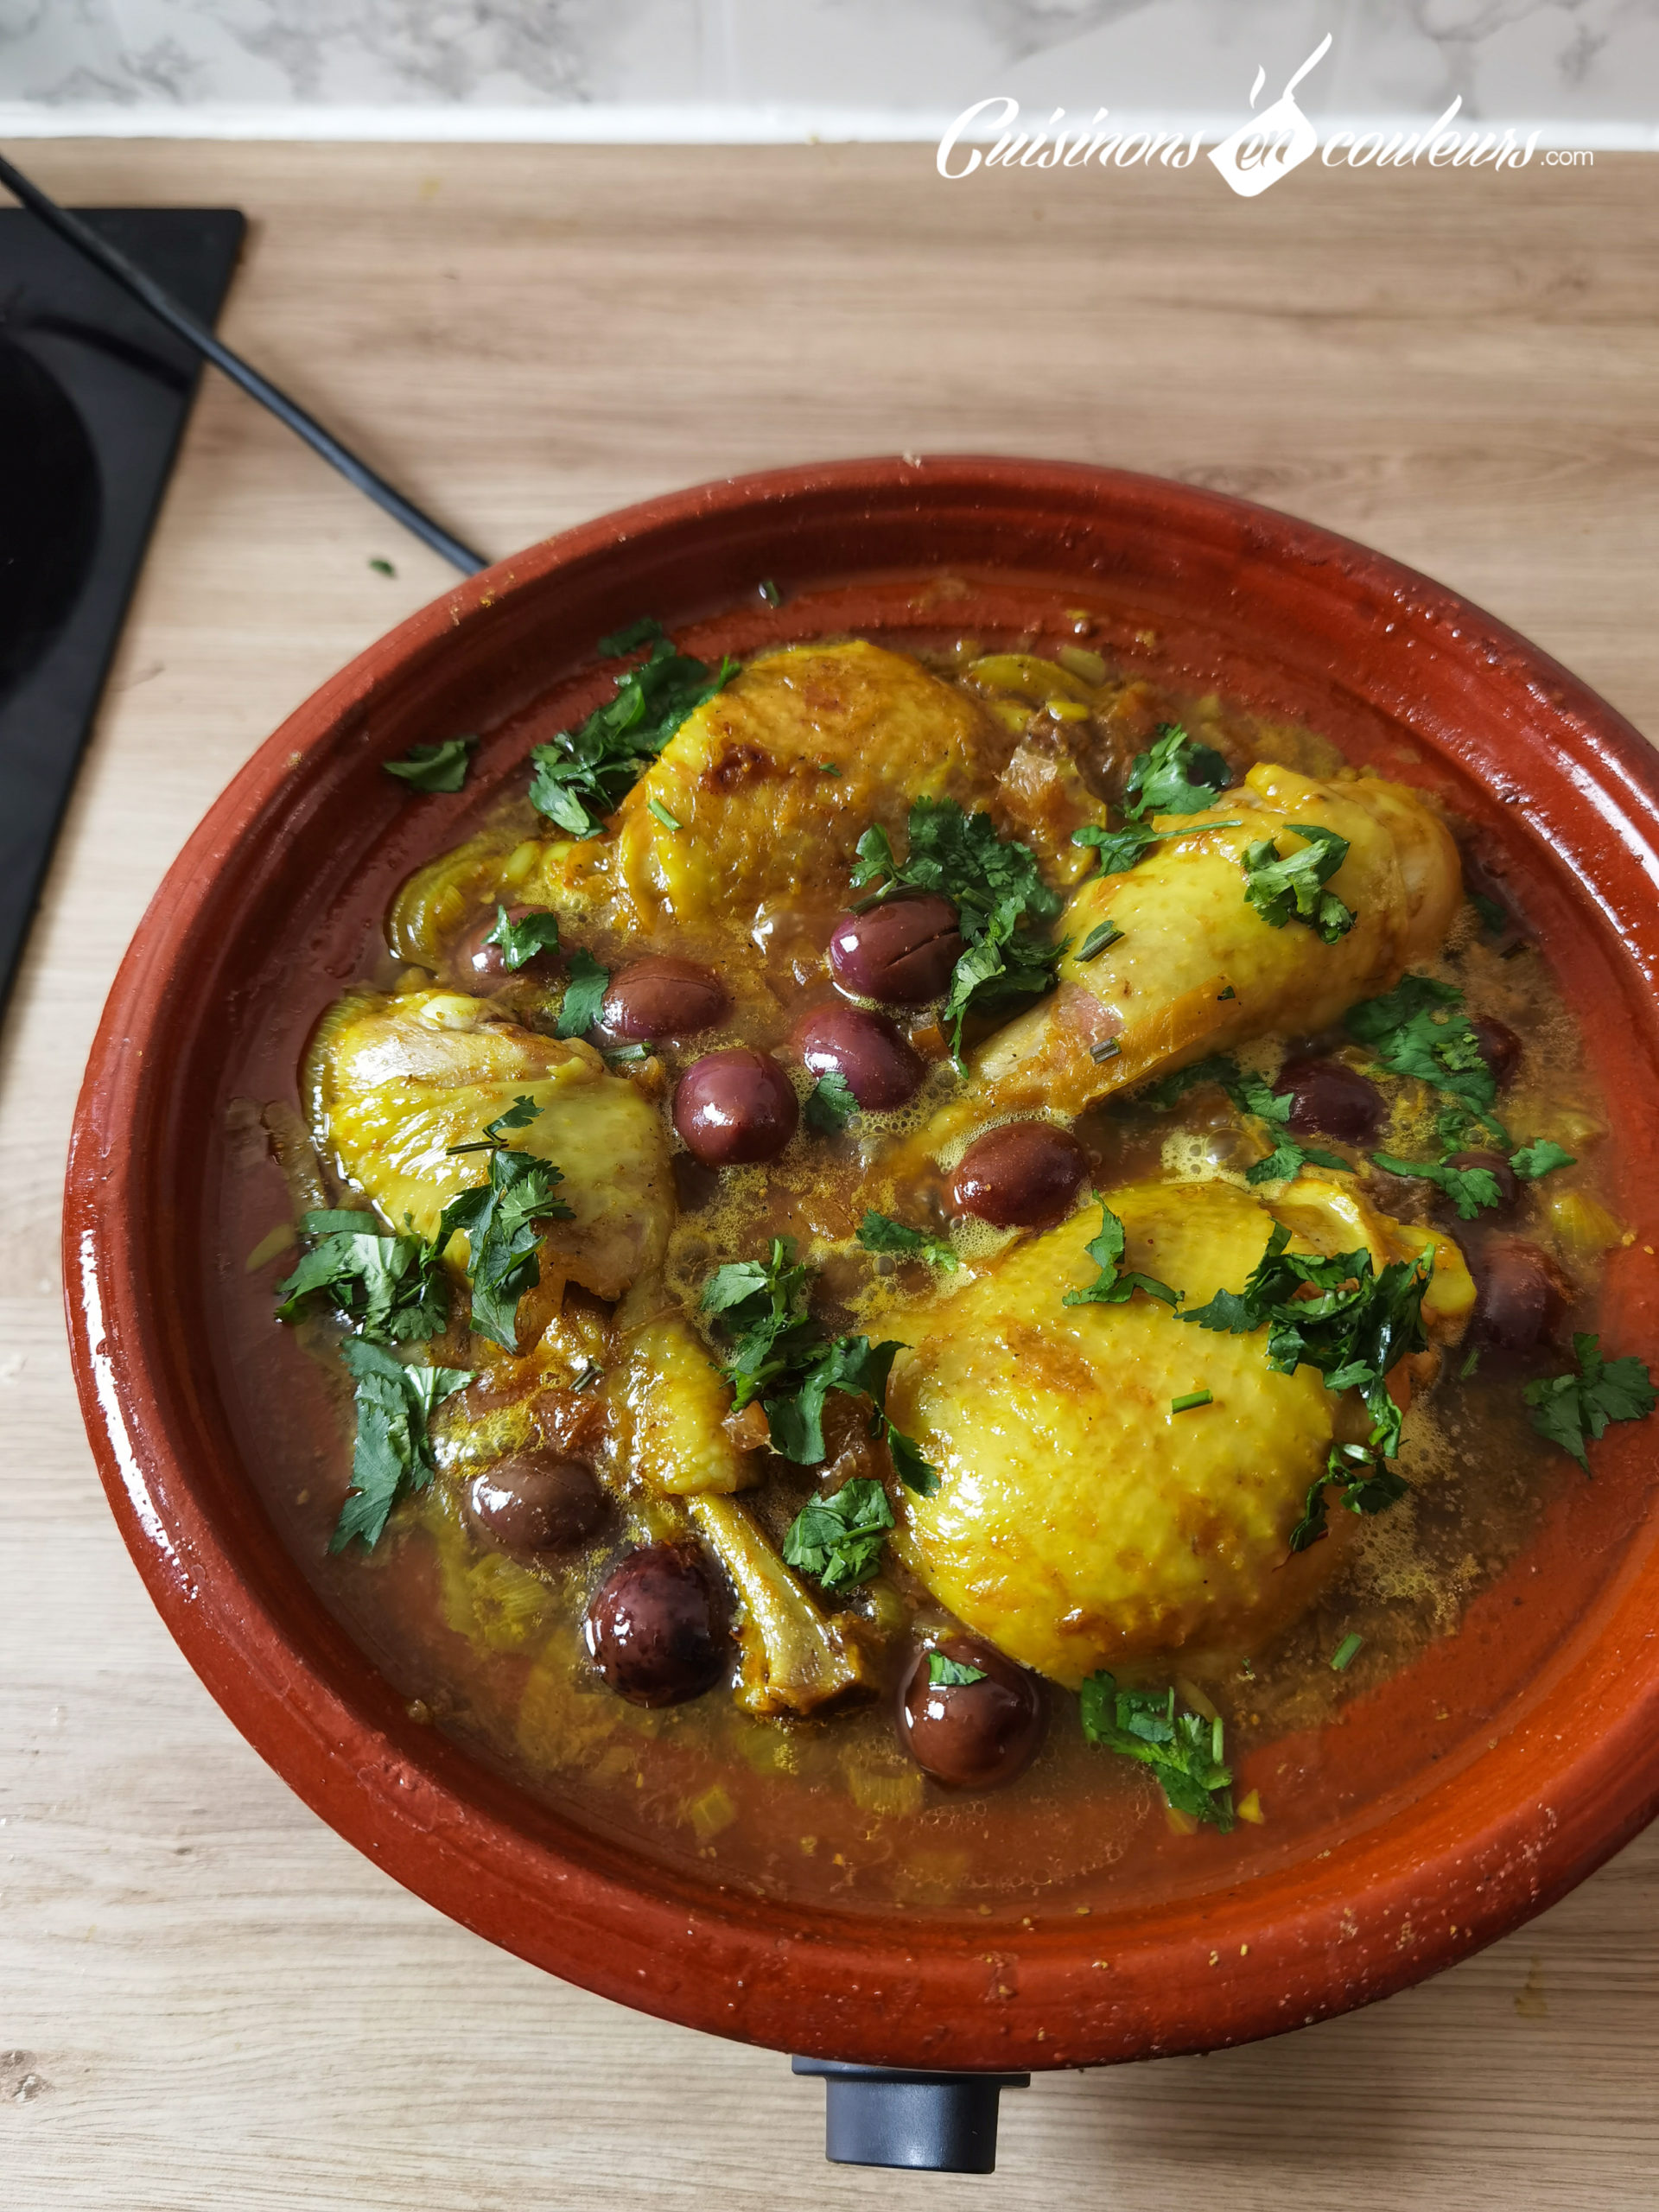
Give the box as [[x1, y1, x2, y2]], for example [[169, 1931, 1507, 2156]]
[[0, 149, 489, 577]]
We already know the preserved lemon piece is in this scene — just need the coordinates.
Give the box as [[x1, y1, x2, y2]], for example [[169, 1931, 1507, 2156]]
[[306, 985, 671, 1302], [887, 1178, 1448, 1686]]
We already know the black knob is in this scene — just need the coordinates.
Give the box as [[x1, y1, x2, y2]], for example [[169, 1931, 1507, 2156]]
[[791, 2058, 1030, 2173]]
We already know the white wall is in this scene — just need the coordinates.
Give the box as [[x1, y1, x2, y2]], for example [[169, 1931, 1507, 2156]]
[[1, 0, 1655, 137]]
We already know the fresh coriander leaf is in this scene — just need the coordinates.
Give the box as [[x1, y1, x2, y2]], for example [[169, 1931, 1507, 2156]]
[[1331, 1632, 1364, 1672], [556, 948, 611, 1039], [1240, 823, 1355, 943], [804, 1069, 858, 1133], [758, 579, 783, 609], [1136, 1055, 1341, 1185], [384, 736, 475, 792], [527, 630, 737, 836], [928, 1651, 987, 1687], [1371, 1149, 1505, 1222], [1287, 1441, 1409, 1551], [1523, 1332, 1657, 1471], [1063, 1195, 1181, 1310], [1137, 1053, 1243, 1109], [1124, 723, 1231, 818], [483, 905, 561, 970], [646, 795, 682, 832], [275, 1210, 448, 1343], [1510, 1138, 1575, 1181], [368, 556, 396, 577], [331, 1338, 472, 1551], [1171, 1389, 1213, 1413], [1079, 1674, 1233, 1831], [1071, 818, 1242, 878], [437, 1137, 575, 1355], [1459, 1345, 1481, 1379], [1469, 890, 1508, 934], [849, 798, 1065, 1068], [857, 1209, 959, 1271], [486, 1095, 543, 1141], [814, 760, 841, 775], [597, 615, 666, 658], [781, 1477, 894, 1591], [1345, 975, 1496, 1116], [1077, 919, 1122, 961]]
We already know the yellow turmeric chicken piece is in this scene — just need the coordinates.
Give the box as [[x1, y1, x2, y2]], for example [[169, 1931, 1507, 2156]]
[[887, 1177, 1471, 1688]]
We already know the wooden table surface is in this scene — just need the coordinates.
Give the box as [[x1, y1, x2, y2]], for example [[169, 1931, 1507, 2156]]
[[5, 142, 1657, 2211]]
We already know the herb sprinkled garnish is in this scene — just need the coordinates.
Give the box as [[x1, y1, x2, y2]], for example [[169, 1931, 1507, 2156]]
[[857, 1209, 959, 1271], [331, 1338, 473, 1553], [438, 1099, 575, 1354], [384, 735, 475, 793], [1124, 724, 1232, 819], [758, 578, 783, 609], [849, 798, 1065, 1070], [781, 1478, 894, 1591], [1344, 975, 1497, 1119], [276, 1210, 449, 1343], [1171, 1389, 1213, 1414], [1469, 890, 1509, 935], [1135, 1053, 1345, 1186], [1239, 823, 1355, 944], [700, 1237, 938, 1494], [1063, 1197, 1181, 1310], [1331, 1631, 1364, 1673], [1510, 1138, 1576, 1182], [647, 795, 683, 832], [1079, 1675, 1234, 1831], [1371, 1135, 1576, 1221], [527, 623, 738, 837], [804, 1069, 859, 1134], [483, 904, 562, 971], [929, 1651, 987, 1687], [1071, 818, 1243, 878], [1076, 918, 1123, 962], [1183, 1217, 1435, 1543], [555, 948, 611, 1039], [1522, 1332, 1657, 1472], [368, 556, 396, 577], [597, 614, 666, 657]]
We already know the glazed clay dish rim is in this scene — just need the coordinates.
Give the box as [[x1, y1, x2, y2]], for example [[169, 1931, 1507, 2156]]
[[65, 456, 1659, 2071]]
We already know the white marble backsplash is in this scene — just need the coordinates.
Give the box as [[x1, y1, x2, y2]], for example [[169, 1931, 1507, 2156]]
[[1, 0, 1654, 131]]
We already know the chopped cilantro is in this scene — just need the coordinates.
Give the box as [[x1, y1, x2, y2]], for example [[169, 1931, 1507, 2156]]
[[1080, 1675, 1233, 1830], [1371, 1149, 1504, 1222], [1090, 1038, 1122, 1064], [483, 904, 561, 970], [556, 948, 611, 1039], [331, 1338, 473, 1552], [1171, 1389, 1213, 1413], [758, 579, 783, 609], [804, 1069, 858, 1133], [1135, 1052, 1344, 1185], [1330, 1631, 1364, 1672], [1063, 1196, 1181, 1309], [438, 1103, 574, 1353], [850, 798, 1065, 1068], [781, 1477, 893, 1591], [928, 1651, 988, 1687], [700, 1237, 938, 1492], [814, 760, 841, 775], [857, 1209, 959, 1271], [1522, 1332, 1657, 1472], [597, 615, 666, 657], [1288, 1441, 1409, 1552], [646, 795, 682, 832], [1469, 890, 1509, 934], [1076, 919, 1123, 961], [368, 556, 396, 577], [1240, 823, 1355, 943], [275, 1209, 448, 1343], [1511, 1138, 1575, 1181], [1124, 723, 1231, 818], [1459, 1345, 1481, 1380], [527, 626, 737, 836], [1072, 817, 1242, 878], [384, 736, 475, 792], [1344, 976, 1496, 1119]]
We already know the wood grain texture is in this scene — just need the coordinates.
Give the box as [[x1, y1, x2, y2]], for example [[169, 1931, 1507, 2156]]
[[3, 142, 1657, 2210]]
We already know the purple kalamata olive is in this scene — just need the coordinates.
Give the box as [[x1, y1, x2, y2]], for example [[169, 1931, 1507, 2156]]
[[583, 1545, 729, 1707], [897, 1635, 1046, 1790], [601, 956, 727, 1041], [452, 904, 563, 990], [1470, 1016, 1522, 1090], [1471, 1239, 1570, 1354], [828, 893, 965, 1005], [1273, 1057, 1386, 1147], [794, 1002, 925, 1111], [1446, 1149, 1520, 1214], [672, 1047, 799, 1166], [466, 1452, 607, 1553], [949, 1122, 1087, 1230]]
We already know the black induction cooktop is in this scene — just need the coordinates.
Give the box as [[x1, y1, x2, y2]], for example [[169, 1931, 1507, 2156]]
[[0, 205, 245, 1027]]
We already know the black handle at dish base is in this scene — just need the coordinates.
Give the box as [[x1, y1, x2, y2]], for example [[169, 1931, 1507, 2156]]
[[791, 2059, 1030, 2173]]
